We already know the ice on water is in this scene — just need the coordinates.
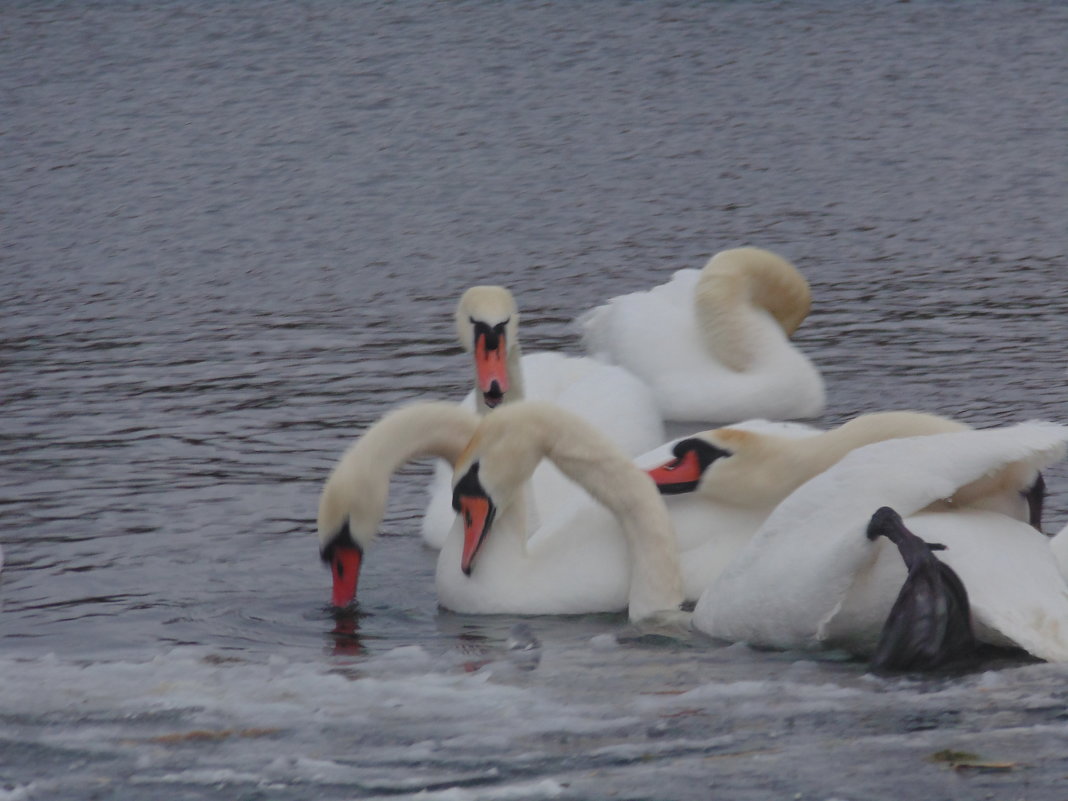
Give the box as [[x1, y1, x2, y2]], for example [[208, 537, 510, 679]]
[[4, 637, 1068, 800]]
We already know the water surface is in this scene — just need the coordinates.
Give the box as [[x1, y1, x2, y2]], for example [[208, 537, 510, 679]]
[[2, 2, 1067, 798]]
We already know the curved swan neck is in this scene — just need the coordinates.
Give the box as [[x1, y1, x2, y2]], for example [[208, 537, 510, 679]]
[[693, 247, 811, 371], [701, 411, 968, 508], [318, 402, 479, 549], [473, 402, 684, 620]]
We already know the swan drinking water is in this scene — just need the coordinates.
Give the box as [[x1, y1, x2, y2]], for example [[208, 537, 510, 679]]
[[579, 247, 825, 424]]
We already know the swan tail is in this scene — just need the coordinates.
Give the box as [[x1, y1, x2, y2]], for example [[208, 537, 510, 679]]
[[866, 507, 977, 672]]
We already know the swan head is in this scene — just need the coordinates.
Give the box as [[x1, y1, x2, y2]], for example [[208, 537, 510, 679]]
[[455, 286, 520, 409], [449, 404, 548, 574], [316, 438, 395, 609], [646, 436, 732, 495], [645, 428, 778, 505], [317, 468, 384, 609], [451, 461, 497, 576]]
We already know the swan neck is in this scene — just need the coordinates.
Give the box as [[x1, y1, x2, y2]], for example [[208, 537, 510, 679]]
[[536, 407, 684, 620], [693, 248, 810, 371], [359, 403, 479, 474], [318, 403, 478, 546]]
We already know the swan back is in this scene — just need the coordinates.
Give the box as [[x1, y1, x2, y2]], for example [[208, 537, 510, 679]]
[[318, 402, 480, 552], [694, 247, 811, 371]]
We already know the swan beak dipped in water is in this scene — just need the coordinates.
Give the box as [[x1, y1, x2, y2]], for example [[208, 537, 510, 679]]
[[320, 525, 364, 608], [452, 461, 497, 575], [316, 401, 482, 609]]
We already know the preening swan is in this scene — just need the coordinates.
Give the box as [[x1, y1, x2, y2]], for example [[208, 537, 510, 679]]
[[579, 247, 825, 424], [317, 400, 683, 621], [446, 401, 683, 623], [691, 422, 1068, 667], [420, 285, 665, 548]]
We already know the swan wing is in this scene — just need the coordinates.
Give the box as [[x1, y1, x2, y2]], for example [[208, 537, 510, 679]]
[[908, 511, 1068, 662], [695, 422, 1068, 651]]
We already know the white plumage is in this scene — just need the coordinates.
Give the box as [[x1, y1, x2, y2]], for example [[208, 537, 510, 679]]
[[578, 247, 825, 424], [693, 422, 1068, 663]]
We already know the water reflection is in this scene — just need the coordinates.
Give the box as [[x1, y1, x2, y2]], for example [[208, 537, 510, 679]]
[[326, 607, 366, 657]]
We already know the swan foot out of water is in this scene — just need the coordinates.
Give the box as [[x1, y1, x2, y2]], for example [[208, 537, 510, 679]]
[[866, 507, 977, 672]]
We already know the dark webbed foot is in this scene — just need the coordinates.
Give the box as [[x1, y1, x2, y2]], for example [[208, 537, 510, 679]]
[[866, 507, 977, 672]]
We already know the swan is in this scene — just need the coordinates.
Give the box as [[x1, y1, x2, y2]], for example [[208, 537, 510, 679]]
[[638, 411, 989, 596], [420, 285, 665, 548], [445, 400, 683, 622], [578, 246, 825, 424], [318, 402, 480, 608], [690, 422, 1068, 666]]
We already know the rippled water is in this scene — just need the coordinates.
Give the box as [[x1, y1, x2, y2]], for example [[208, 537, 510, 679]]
[[3, 1, 1067, 798]]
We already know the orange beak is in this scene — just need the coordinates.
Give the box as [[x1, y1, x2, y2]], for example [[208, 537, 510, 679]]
[[329, 545, 363, 608], [459, 494, 496, 575], [646, 450, 704, 495], [474, 332, 509, 405]]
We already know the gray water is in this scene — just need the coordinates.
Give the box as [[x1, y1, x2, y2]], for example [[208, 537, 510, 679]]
[[2, 1, 1067, 799]]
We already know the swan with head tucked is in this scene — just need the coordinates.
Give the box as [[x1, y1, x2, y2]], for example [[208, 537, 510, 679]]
[[691, 422, 1068, 667], [579, 246, 825, 424], [420, 285, 665, 548], [318, 400, 683, 622]]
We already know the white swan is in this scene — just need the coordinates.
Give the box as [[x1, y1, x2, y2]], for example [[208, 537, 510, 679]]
[[318, 402, 479, 608], [639, 411, 977, 596], [444, 401, 683, 622], [318, 400, 683, 622], [692, 423, 1068, 665], [578, 247, 825, 424], [420, 285, 665, 548]]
